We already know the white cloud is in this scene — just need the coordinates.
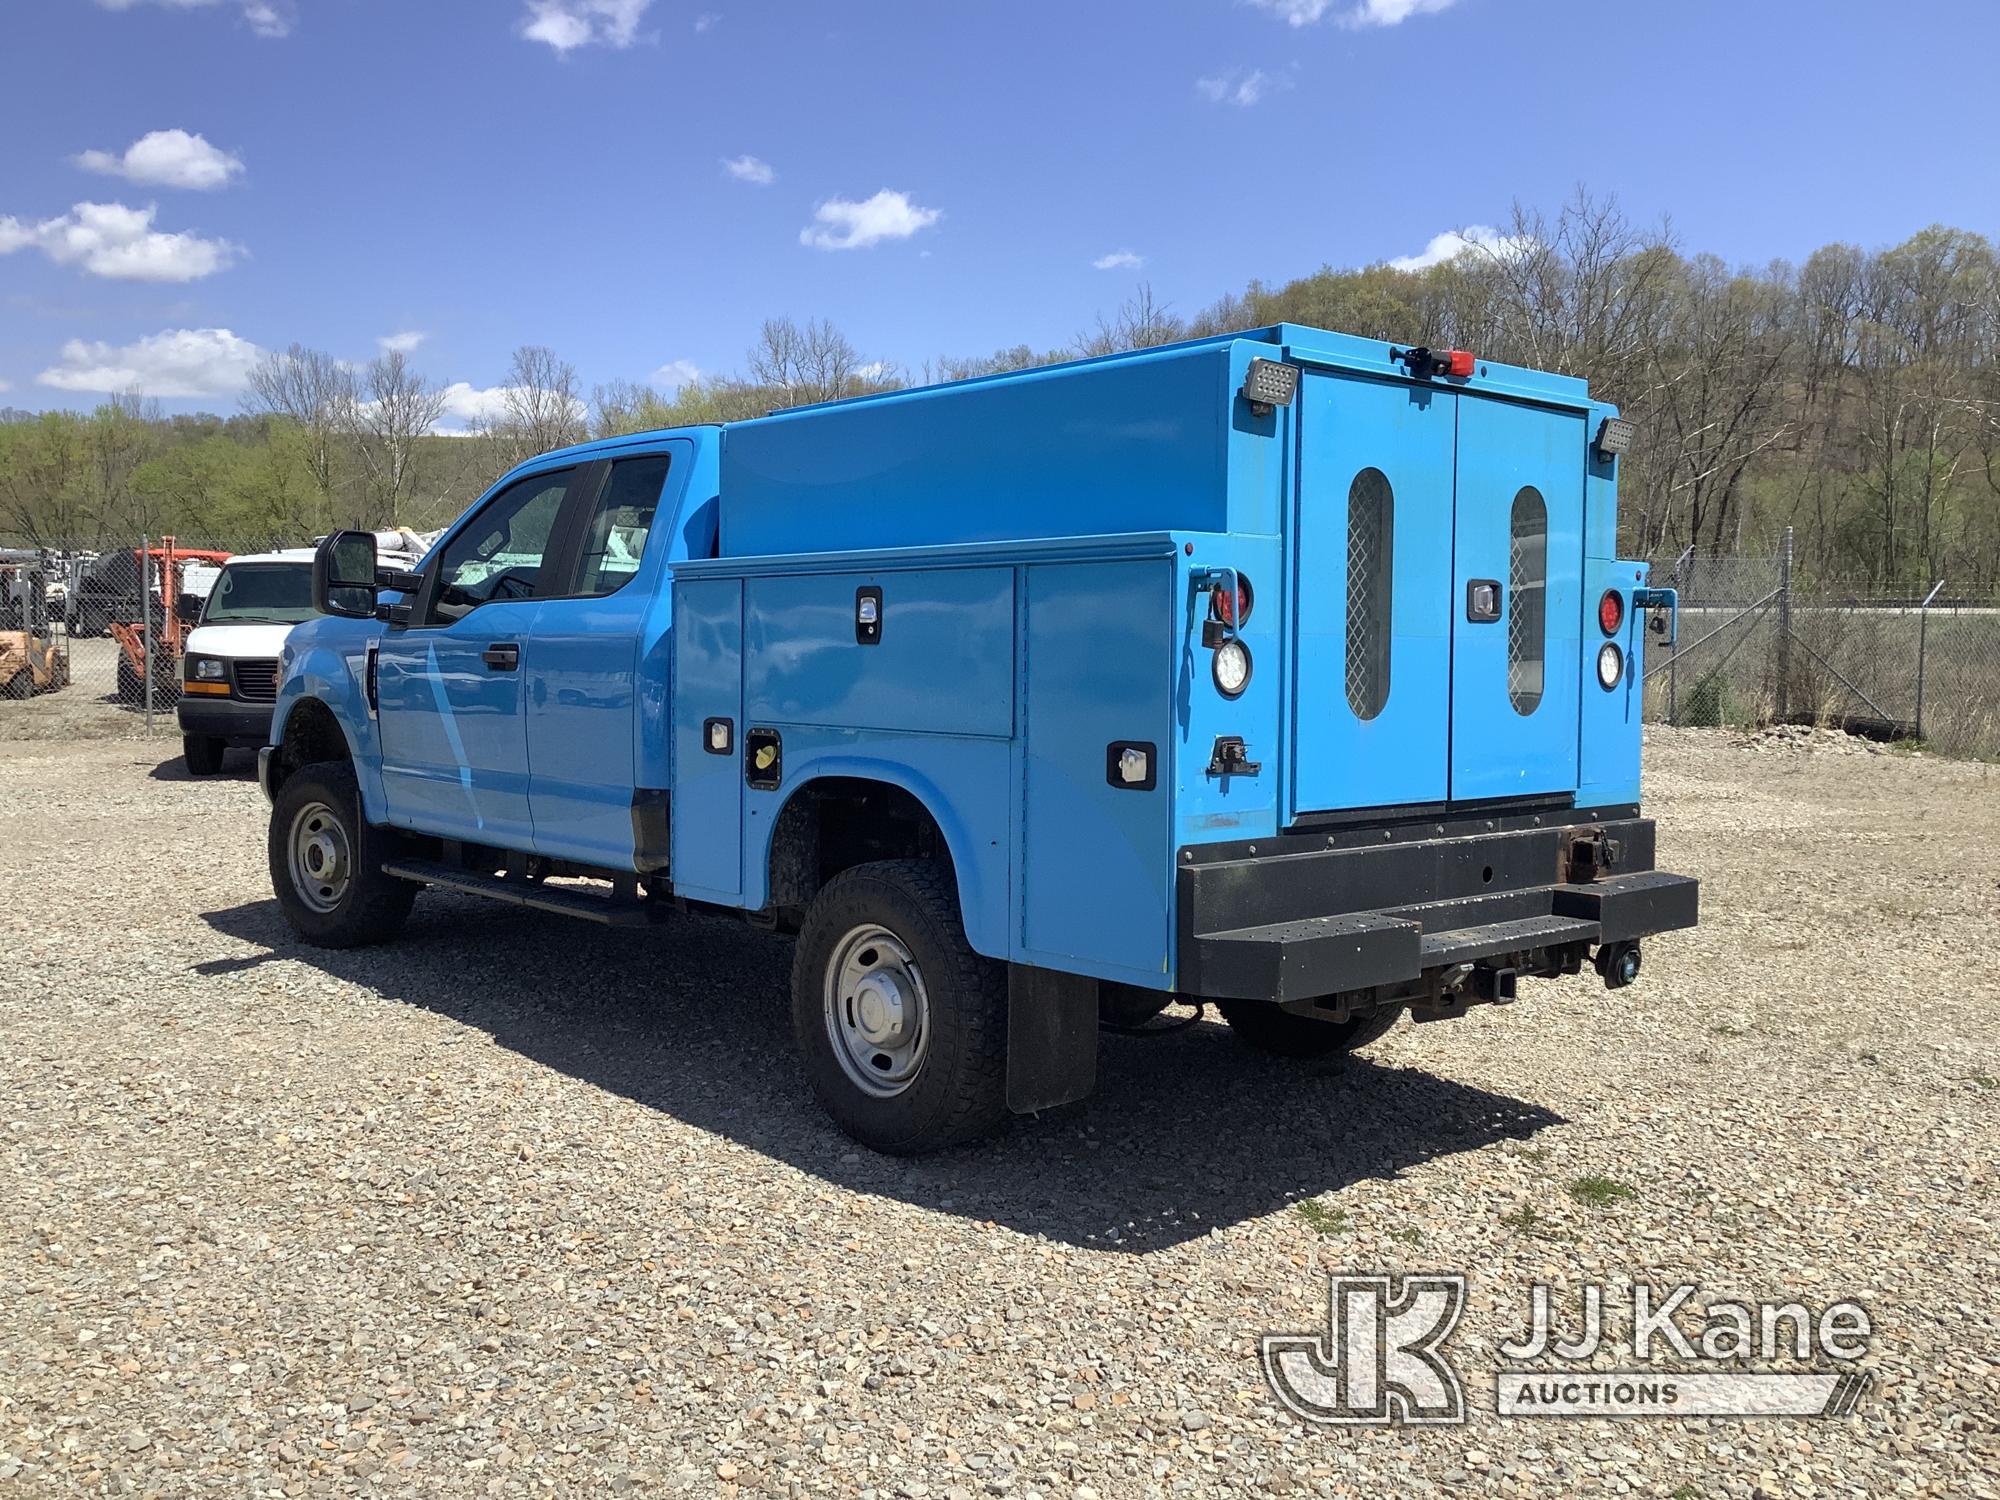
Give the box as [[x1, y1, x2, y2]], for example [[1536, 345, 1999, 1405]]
[[519, 0, 652, 52], [36, 327, 264, 398], [377, 330, 427, 354], [1386, 224, 1535, 272], [0, 379, 12, 393], [95, 0, 293, 37], [650, 359, 700, 390], [0, 201, 239, 282], [76, 129, 245, 191], [1196, 68, 1282, 107], [1093, 250, 1145, 271], [799, 189, 941, 252], [436, 382, 514, 428], [693, 11, 718, 31], [723, 155, 774, 186], [853, 361, 894, 382], [1248, 0, 1461, 25]]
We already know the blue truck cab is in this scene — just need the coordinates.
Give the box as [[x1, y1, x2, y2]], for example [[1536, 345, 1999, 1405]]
[[263, 324, 1697, 1153]]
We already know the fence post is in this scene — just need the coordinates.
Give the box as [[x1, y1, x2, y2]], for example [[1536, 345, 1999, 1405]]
[[140, 534, 155, 733], [1914, 579, 1943, 742], [1774, 527, 1793, 724]]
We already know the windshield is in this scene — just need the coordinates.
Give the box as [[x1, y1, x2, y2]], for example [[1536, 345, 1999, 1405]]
[[201, 562, 316, 624]]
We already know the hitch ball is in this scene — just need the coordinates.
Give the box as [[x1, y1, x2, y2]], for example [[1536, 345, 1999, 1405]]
[[1596, 941, 1642, 990]]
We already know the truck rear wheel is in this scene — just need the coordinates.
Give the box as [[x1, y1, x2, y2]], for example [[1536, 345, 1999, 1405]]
[[791, 860, 1008, 1155], [268, 760, 417, 948], [1217, 1000, 1402, 1058]]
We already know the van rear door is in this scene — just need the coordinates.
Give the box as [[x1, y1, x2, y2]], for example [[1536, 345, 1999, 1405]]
[[1291, 370, 1584, 814]]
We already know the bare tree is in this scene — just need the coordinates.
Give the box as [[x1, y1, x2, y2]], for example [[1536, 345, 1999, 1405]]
[[1072, 283, 1185, 357], [339, 351, 447, 526], [748, 318, 864, 406], [243, 343, 346, 531]]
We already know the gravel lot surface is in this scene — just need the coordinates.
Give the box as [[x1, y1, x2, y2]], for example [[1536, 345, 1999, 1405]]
[[2, 727, 1995, 1498]]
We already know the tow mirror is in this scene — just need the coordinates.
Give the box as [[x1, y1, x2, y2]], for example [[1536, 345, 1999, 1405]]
[[314, 530, 379, 619]]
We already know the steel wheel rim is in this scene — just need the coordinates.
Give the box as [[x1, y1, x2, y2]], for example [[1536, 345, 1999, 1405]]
[[823, 923, 931, 1099], [287, 800, 352, 914]]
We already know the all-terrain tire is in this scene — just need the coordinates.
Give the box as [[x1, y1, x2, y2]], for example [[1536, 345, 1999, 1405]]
[[268, 759, 417, 948], [183, 734, 226, 776], [1216, 999, 1403, 1058], [791, 859, 1009, 1154]]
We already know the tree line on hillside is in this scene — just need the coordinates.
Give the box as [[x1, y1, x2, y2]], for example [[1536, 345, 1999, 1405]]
[[3, 192, 1997, 590]]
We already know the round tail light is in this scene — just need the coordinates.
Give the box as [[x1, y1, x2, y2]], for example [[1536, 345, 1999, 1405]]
[[1596, 642, 1624, 690], [1213, 639, 1252, 698], [1210, 576, 1254, 628], [1598, 589, 1625, 636]]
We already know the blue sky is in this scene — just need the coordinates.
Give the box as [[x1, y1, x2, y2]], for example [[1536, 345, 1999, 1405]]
[[3, 0, 1995, 427]]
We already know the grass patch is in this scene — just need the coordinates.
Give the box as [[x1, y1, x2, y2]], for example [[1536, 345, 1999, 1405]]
[[1566, 1175, 1638, 1209], [1970, 1074, 1998, 1090], [1670, 1487, 1704, 1500], [1295, 1200, 1348, 1236], [1499, 1204, 1568, 1240], [1389, 1225, 1425, 1246]]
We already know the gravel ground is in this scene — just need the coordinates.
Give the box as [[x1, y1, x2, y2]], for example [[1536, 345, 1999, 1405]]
[[1, 727, 1995, 1498]]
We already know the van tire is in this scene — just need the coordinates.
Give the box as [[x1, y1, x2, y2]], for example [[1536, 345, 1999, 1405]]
[[268, 760, 417, 948], [1217, 1000, 1402, 1058], [791, 859, 1008, 1155], [182, 734, 226, 776]]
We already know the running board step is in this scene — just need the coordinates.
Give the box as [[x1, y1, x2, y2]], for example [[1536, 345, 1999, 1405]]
[[382, 860, 663, 927], [1418, 914, 1600, 968]]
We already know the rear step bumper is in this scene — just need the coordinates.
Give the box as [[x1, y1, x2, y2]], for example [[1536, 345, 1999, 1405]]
[[1175, 809, 1698, 1004]]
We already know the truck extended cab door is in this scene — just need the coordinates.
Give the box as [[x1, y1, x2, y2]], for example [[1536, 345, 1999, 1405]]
[[374, 466, 578, 847]]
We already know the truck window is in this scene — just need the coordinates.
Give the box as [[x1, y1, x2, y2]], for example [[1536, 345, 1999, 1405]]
[[573, 454, 670, 597], [202, 563, 316, 624], [431, 469, 573, 623], [1507, 485, 1547, 715], [1344, 467, 1393, 721]]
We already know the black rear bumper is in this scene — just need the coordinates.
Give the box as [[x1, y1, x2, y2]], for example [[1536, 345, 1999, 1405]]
[[1175, 805, 1698, 1004]]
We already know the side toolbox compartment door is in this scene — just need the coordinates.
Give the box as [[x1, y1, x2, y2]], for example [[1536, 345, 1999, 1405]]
[[671, 576, 744, 903]]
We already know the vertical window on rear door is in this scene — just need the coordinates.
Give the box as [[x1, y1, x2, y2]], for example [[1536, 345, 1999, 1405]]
[[1345, 467, 1393, 721], [1508, 486, 1548, 715], [574, 453, 671, 597]]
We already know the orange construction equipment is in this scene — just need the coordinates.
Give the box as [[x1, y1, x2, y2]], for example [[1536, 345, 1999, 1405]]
[[107, 537, 233, 704]]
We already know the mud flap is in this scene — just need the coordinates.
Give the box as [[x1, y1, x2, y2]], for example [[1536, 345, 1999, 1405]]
[[1006, 965, 1098, 1114]]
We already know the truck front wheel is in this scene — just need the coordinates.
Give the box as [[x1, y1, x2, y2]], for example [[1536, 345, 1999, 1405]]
[[1216, 1000, 1402, 1058], [791, 860, 1008, 1154], [268, 760, 417, 948]]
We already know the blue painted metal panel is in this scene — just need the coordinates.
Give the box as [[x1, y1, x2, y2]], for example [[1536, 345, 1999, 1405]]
[[1577, 414, 1645, 808], [528, 442, 693, 867], [670, 576, 744, 902], [1449, 396, 1585, 801], [1020, 558, 1175, 980], [1291, 372, 1456, 813], [274, 615, 383, 817], [745, 567, 1014, 737], [742, 732, 1014, 963], [720, 346, 1232, 557], [374, 599, 542, 845], [1172, 531, 1282, 849]]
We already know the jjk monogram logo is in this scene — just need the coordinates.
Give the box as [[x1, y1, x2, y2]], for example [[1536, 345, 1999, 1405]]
[[1261, 1274, 1467, 1425]]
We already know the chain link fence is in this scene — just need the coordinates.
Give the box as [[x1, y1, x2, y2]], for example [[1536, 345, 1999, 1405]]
[[1644, 532, 2000, 760], [1, 533, 303, 742]]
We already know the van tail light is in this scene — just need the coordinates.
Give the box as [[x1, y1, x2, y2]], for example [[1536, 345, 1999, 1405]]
[[1598, 589, 1625, 635], [1209, 576, 1254, 628]]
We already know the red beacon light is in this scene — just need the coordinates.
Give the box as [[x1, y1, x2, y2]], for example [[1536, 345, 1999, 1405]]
[[1443, 348, 1476, 378]]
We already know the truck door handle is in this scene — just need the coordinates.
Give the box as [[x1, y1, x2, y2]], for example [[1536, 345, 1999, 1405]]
[[482, 643, 520, 671]]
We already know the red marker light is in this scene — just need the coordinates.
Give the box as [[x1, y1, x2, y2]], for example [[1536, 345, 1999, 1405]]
[[1444, 349, 1476, 378], [1598, 589, 1625, 635], [1210, 577, 1255, 628]]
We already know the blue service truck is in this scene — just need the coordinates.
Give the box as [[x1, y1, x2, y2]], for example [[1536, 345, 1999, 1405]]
[[264, 324, 1697, 1154]]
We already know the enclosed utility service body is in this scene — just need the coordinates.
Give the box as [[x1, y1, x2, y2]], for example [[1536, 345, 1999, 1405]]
[[267, 324, 1696, 1153]]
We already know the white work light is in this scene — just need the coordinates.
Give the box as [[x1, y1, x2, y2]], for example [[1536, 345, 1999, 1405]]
[[1595, 417, 1637, 461], [1597, 642, 1624, 690], [1213, 639, 1252, 698], [1240, 359, 1299, 417]]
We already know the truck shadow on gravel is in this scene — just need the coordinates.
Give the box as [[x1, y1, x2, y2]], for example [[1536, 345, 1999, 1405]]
[[199, 895, 1565, 1253]]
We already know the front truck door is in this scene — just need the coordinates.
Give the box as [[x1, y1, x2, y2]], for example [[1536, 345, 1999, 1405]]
[[525, 450, 679, 868], [1293, 372, 1457, 814], [1448, 396, 1585, 801], [374, 466, 577, 847]]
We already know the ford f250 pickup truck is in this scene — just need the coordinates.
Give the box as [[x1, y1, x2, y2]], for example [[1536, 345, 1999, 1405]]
[[261, 324, 1698, 1154]]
